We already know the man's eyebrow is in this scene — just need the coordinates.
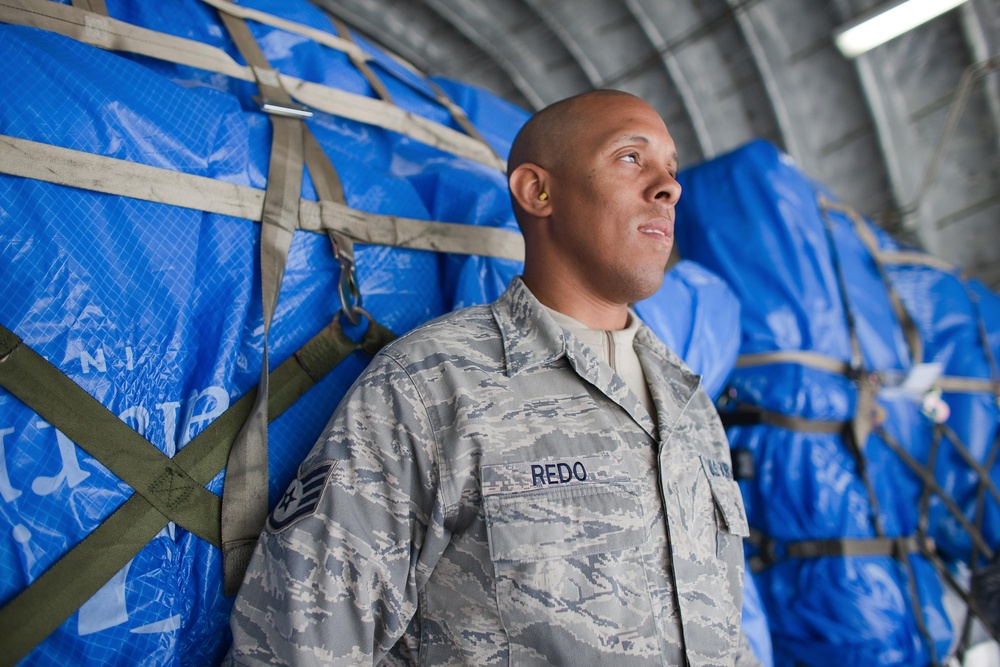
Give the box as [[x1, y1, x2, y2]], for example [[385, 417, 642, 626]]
[[607, 134, 679, 165]]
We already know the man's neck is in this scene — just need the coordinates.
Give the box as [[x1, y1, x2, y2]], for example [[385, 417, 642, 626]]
[[521, 273, 629, 331]]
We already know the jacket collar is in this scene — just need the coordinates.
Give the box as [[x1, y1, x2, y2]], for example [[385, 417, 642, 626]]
[[492, 277, 569, 377], [492, 278, 702, 441]]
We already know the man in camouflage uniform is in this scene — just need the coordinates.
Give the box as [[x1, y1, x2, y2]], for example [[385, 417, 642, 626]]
[[228, 90, 759, 666]]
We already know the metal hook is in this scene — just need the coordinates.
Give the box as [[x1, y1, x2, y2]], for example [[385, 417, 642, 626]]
[[329, 231, 363, 325]]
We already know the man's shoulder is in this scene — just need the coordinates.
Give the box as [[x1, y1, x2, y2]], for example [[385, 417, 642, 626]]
[[378, 302, 502, 366]]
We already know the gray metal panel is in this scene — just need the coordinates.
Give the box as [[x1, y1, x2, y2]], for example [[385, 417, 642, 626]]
[[312, 0, 531, 108], [623, 0, 784, 154], [314, 0, 1000, 288], [853, 8, 1000, 284]]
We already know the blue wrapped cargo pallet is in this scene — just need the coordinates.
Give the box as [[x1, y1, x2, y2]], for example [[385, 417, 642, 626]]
[[0, 1, 771, 664], [675, 139, 1000, 666]]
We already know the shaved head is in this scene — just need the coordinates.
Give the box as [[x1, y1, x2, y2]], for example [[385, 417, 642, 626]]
[[508, 89, 643, 182], [505, 89, 681, 328]]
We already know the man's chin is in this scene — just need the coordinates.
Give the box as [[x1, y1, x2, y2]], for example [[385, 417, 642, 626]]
[[621, 269, 667, 306]]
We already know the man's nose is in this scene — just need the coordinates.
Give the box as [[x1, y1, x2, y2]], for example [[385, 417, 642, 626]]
[[651, 171, 682, 205]]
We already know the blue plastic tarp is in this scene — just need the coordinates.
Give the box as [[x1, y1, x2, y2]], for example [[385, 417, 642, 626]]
[[675, 139, 999, 666]]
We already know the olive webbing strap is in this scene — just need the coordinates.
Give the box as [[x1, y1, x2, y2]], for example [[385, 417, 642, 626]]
[[720, 405, 846, 434], [70, 0, 107, 15], [215, 8, 306, 595], [735, 350, 850, 376], [747, 530, 933, 571], [0, 315, 395, 667], [924, 541, 1000, 645], [326, 14, 394, 104], [0, 324, 220, 545], [899, 535, 940, 665], [938, 423, 1000, 509], [818, 195, 924, 367], [0, 0, 504, 171], [875, 425, 994, 559], [818, 203, 886, 537], [916, 427, 943, 541], [913, 426, 944, 664]]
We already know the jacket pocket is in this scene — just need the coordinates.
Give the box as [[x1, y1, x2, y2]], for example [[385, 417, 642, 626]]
[[482, 471, 659, 663], [701, 455, 750, 538], [483, 479, 647, 562]]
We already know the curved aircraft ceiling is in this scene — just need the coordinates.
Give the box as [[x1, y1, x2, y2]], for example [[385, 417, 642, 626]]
[[316, 0, 1000, 289]]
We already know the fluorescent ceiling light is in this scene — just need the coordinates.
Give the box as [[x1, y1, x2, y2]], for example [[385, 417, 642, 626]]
[[834, 0, 969, 59]]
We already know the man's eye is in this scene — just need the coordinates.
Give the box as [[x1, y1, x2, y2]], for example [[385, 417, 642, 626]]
[[620, 153, 638, 163]]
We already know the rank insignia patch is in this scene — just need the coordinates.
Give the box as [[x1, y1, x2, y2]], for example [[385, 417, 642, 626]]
[[267, 461, 337, 532]]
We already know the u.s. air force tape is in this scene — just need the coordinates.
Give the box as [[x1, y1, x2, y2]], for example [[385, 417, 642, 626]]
[[267, 460, 338, 532]]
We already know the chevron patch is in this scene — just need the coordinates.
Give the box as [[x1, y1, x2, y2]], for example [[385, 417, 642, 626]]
[[267, 461, 337, 532]]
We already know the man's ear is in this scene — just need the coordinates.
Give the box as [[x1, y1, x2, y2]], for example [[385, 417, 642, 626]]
[[509, 163, 552, 218]]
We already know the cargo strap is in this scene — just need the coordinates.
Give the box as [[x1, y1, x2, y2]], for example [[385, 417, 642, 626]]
[[720, 405, 846, 435], [0, 325, 222, 546], [0, 0, 505, 171], [878, 251, 957, 272], [877, 425, 995, 560], [0, 134, 525, 261], [819, 196, 924, 367], [214, 0, 306, 596], [0, 316, 395, 667], [199, 0, 501, 160], [70, 0, 107, 15], [747, 524, 951, 658], [324, 13, 394, 104], [747, 528, 935, 573], [735, 350, 850, 375], [736, 350, 998, 400], [720, 197, 998, 659], [214, 3, 376, 593]]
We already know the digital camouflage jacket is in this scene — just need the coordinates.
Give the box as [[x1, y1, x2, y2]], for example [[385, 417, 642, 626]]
[[228, 277, 755, 666]]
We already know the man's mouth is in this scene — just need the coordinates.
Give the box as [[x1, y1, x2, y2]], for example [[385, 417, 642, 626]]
[[638, 223, 673, 244]]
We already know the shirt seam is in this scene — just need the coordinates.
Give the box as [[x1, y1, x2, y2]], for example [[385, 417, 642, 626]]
[[380, 351, 455, 520]]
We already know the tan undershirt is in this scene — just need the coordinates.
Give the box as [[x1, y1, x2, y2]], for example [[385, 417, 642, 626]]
[[544, 307, 657, 423]]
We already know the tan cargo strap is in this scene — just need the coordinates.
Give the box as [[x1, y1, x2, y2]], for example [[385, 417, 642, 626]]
[[737, 352, 997, 400], [877, 251, 957, 272], [0, 0, 505, 171], [0, 134, 525, 260], [720, 405, 846, 435], [875, 425, 994, 559], [0, 315, 396, 667], [201, 0, 500, 160], [923, 535, 1000, 644], [736, 350, 851, 376], [747, 527, 934, 573], [818, 195, 924, 367], [936, 376, 1000, 395], [324, 13, 394, 104], [70, 0, 107, 16], [199, 0, 367, 62], [216, 6, 306, 595]]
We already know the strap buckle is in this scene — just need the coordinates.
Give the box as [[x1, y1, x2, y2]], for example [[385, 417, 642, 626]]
[[254, 96, 313, 119], [330, 232, 363, 325]]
